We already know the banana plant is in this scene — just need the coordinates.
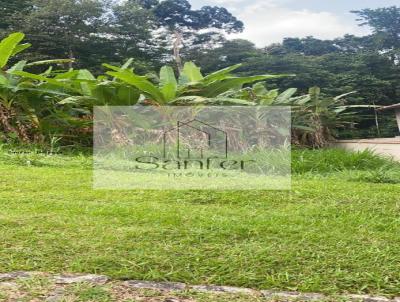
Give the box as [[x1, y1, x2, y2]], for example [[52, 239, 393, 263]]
[[104, 61, 290, 105], [0, 34, 143, 144], [288, 87, 377, 147], [1, 32, 373, 148], [0, 32, 31, 70], [226, 82, 376, 147], [227, 81, 305, 105], [14, 61, 141, 107], [0, 32, 80, 143], [0, 33, 49, 141]]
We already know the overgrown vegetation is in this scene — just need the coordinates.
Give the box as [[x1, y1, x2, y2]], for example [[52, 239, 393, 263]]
[[1, 2, 399, 140], [0, 32, 374, 148], [189, 7, 400, 138]]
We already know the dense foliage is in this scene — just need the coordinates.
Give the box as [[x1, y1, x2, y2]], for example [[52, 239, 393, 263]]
[[1, 32, 371, 148], [0, 0, 242, 71], [188, 7, 400, 138], [0, 32, 288, 146], [0, 1, 399, 146]]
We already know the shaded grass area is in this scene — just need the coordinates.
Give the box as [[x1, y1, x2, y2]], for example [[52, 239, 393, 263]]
[[0, 147, 399, 296]]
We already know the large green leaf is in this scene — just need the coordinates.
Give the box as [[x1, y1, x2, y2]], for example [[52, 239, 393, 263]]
[[0, 32, 25, 68], [57, 96, 96, 105], [209, 97, 256, 106], [180, 62, 203, 83], [334, 105, 378, 113], [26, 59, 74, 67], [92, 82, 140, 106], [260, 89, 279, 105], [120, 58, 134, 70], [333, 91, 357, 101], [107, 70, 165, 104], [0, 74, 8, 85], [102, 63, 121, 72], [102, 59, 134, 75], [11, 43, 31, 56], [11, 71, 78, 92], [201, 75, 286, 98], [116, 85, 140, 106], [170, 96, 256, 106], [54, 70, 79, 80], [203, 64, 242, 84], [292, 95, 312, 105], [77, 69, 96, 81], [17, 88, 71, 96], [252, 82, 268, 95], [77, 69, 96, 96], [159, 66, 177, 101], [7, 60, 27, 73], [275, 88, 298, 103]]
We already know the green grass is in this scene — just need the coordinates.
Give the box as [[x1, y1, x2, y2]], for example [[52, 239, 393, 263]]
[[291, 147, 399, 174], [71, 283, 113, 302], [0, 147, 399, 297]]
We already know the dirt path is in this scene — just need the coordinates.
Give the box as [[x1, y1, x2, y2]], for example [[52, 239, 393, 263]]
[[0, 272, 396, 302]]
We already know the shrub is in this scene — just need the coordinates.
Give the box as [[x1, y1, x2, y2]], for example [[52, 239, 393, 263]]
[[291, 148, 399, 174]]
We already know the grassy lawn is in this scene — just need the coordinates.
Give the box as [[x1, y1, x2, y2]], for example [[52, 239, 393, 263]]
[[0, 148, 399, 297]]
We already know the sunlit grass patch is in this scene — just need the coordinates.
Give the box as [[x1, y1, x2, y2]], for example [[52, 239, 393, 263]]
[[0, 148, 399, 296]]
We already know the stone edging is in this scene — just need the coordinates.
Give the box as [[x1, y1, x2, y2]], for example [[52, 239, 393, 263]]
[[0, 271, 399, 302]]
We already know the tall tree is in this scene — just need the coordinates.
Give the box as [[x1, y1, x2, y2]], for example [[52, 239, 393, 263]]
[[187, 39, 260, 73], [0, 0, 32, 33], [149, 0, 244, 70], [108, 0, 161, 72], [281, 37, 340, 56], [352, 6, 400, 61], [7, 0, 110, 68]]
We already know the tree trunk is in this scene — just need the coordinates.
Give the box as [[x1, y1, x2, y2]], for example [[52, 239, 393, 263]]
[[68, 47, 74, 69], [173, 30, 183, 73], [395, 108, 400, 135]]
